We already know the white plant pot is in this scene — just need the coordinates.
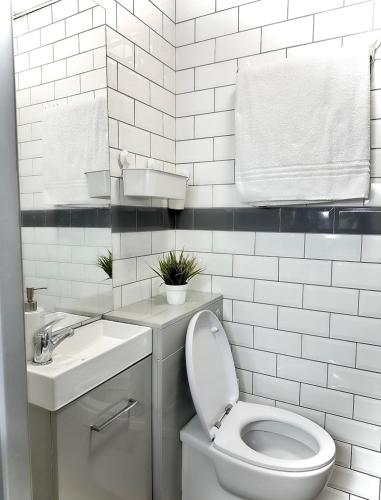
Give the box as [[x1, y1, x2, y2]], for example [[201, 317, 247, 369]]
[[165, 284, 189, 305]]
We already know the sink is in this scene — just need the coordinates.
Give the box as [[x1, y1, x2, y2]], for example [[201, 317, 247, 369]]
[[27, 320, 152, 411]]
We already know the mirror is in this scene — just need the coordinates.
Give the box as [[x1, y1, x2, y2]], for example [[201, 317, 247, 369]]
[[13, 0, 112, 323]]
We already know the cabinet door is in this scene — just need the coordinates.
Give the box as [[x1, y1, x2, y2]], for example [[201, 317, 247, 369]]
[[55, 357, 152, 500]]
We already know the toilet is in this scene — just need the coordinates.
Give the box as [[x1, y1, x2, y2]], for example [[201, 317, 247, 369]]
[[181, 310, 335, 500]]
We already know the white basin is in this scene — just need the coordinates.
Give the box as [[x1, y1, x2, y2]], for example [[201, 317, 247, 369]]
[[27, 320, 152, 411]]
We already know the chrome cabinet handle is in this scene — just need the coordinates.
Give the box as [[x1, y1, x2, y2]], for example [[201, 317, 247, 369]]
[[90, 399, 137, 433]]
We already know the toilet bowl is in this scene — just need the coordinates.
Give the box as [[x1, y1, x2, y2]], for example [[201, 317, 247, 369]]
[[181, 310, 335, 500]]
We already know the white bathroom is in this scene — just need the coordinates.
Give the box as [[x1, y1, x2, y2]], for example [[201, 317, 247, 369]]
[[0, 0, 381, 499]]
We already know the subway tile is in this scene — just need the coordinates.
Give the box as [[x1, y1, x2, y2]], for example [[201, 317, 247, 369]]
[[117, 5, 149, 51], [304, 285, 358, 314], [301, 384, 354, 418], [120, 232, 151, 259], [66, 10, 92, 37], [119, 122, 150, 156], [113, 258, 136, 286], [233, 255, 278, 280], [150, 31, 175, 69], [357, 344, 381, 373], [175, 229, 213, 252], [14, 53, 29, 73], [29, 45, 53, 68], [194, 208, 234, 231], [176, 69, 195, 94], [289, 0, 343, 17], [254, 327, 301, 356], [333, 261, 381, 290], [255, 280, 303, 308], [176, 139, 213, 163], [215, 85, 236, 111], [325, 414, 381, 451], [151, 230, 175, 254], [67, 51, 93, 76], [305, 234, 361, 261], [163, 66, 175, 93], [195, 111, 235, 138], [163, 16, 175, 45], [233, 300, 277, 328], [195, 60, 237, 90], [135, 47, 163, 86], [55, 75, 80, 98], [151, 0, 175, 21], [314, 3, 373, 41], [278, 307, 330, 337], [213, 231, 255, 255], [354, 396, 381, 426], [335, 208, 381, 235], [196, 9, 238, 42], [240, 0, 288, 31], [195, 252, 232, 276], [42, 60, 66, 83], [194, 160, 234, 185], [303, 336, 356, 368], [262, 16, 313, 52], [237, 368, 253, 393], [106, 28, 134, 69], [153, 133, 175, 163], [213, 276, 254, 301], [54, 35, 79, 60], [176, 20, 195, 46], [334, 441, 351, 468], [41, 20, 65, 45], [235, 208, 280, 232], [279, 258, 331, 286], [232, 346, 276, 375], [253, 373, 300, 405], [177, 90, 215, 117], [52, 0, 78, 21], [351, 446, 381, 478], [135, 0, 162, 35], [331, 313, 381, 346], [282, 208, 334, 234], [214, 135, 235, 161], [255, 232, 304, 258], [184, 185, 213, 208], [329, 364, 381, 400], [328, 465, 379, 500], [118, 65, 150, 103], [176, 40, 215, 71], [150, 83, 175, 116], [176, 0, 215, 23], [30, 83, 54, 104], [135, 101, 163, 135], [17, 30, 41, 54], [371, 120, 381, 149], [277, 355, 327, 386], [81, 67, 106, 92], [362, 235, 381, 262], [18, 68, 41, 90], [359, 290, 381, 318]]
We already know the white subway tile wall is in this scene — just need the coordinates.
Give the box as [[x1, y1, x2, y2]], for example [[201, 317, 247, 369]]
[[175, 0, 381, 208], [176, 227, 381, 500]]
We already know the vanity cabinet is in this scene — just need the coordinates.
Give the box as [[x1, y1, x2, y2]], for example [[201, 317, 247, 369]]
[[105, 291, 223, 500], [29, 355, 152, 500]]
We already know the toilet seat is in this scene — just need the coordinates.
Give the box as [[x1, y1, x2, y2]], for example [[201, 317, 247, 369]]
[[213, 401, 335, 473]]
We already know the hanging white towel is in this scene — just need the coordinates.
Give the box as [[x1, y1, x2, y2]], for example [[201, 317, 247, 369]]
[[42, 96, 109, 206], [235, 49, 371, 206]]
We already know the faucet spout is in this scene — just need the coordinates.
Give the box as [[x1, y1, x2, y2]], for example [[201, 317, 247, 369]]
[[33, 319, 75, 365]]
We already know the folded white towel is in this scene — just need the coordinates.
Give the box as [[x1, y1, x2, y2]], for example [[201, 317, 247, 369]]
[[42, 96, 109, 206], [235, 49, 370, 206]]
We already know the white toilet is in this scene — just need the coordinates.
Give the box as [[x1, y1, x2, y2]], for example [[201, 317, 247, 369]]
[[181, 310, 335, 500]]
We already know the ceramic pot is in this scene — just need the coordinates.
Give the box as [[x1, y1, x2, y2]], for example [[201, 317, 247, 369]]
[[165, 284, 189, 305]]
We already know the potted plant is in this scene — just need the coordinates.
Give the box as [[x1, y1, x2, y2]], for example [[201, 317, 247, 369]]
[[96, 250, 112, 279], [151, 250, 204, 305]]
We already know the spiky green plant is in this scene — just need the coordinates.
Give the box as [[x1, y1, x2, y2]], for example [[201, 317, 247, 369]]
[[96, 250, 112, 279], [151, 250, 204, 286]]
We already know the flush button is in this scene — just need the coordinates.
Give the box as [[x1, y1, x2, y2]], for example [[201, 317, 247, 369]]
[[211, 326, 219, 334]]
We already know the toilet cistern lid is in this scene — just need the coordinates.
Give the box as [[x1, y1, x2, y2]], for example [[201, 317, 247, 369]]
[[186, 310, 239, 440]]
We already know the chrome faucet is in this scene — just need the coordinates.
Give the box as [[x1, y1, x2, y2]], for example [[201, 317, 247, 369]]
[[33, 319, 75, 365]]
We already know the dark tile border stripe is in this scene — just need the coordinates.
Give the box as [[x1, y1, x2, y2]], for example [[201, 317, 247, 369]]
[[21, 206, 381, 235], [21, 208, 111, 228]]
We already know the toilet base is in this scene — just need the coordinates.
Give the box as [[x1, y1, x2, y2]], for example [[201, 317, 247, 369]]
[[182, 440, 241, 500]]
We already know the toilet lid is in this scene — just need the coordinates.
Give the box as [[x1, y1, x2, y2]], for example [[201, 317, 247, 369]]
[[186, 310, 239, 440]]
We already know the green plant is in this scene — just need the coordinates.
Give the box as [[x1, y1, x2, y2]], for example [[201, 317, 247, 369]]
[[151, 250, 204, 286], [96, 250, 112, 279]]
